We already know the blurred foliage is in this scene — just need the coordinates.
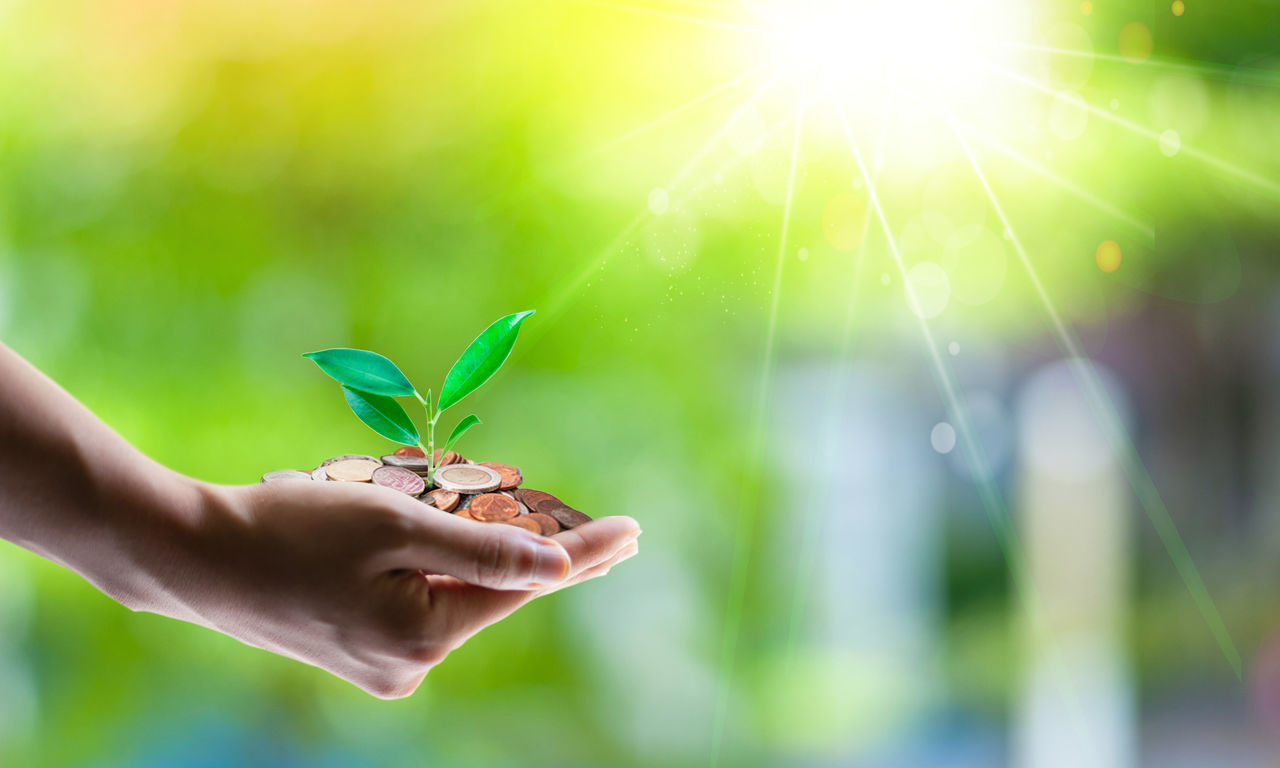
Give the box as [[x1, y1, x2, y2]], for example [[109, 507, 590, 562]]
[[0, 0, 1278, 765]]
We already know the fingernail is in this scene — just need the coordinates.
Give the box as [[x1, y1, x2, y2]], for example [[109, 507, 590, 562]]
[[530, 538, 571, 585]]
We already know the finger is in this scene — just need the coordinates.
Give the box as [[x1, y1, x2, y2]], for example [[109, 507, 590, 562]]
[[377, 503, 574, 591], [549, 516, 643, 569], [423, 519, 641, 639], [539, 540, 639, 596]]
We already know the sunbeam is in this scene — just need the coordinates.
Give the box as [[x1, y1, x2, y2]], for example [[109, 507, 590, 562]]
[[710, 81, 808, 768], [948, 119, 1244, 678]]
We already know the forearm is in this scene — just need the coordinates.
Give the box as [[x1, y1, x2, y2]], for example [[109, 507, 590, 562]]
[[0, 342, 204, 610]]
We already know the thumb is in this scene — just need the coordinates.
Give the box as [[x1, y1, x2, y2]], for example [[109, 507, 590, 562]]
[[389, 508, 572, 591]]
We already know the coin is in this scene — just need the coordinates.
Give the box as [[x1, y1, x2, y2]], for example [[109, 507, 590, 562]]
[[395, 446, 426, 458], [469, 493, 520, 522], [261, 470, 311, 483], [382, 454, 432, 473], [421, 489, 459, 512], [503, 516, 543, 534], [453, 507, 476, 521], [533, 497, 569, 515], [326, 458, 381, 482], [433, 450, 465, 466], [543, 504, 593, 530], [526, 512, 561, 536], [500, 491, 530, 516], [310, 466, 329, 482], [479, 462, 522, 491], [321, 454, 381, 468], [515, 489, 558, 509], [372, 465, 426, 496], [433, 464, 502, 493]]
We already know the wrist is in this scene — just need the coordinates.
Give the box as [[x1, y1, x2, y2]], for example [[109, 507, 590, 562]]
[[77, 464, 212, 618]]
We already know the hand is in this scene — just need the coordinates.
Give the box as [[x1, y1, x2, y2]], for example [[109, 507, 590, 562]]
[[140, 480, 641, 698]]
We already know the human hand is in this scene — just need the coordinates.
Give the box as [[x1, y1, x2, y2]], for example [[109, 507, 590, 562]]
[[134, 479, 640, 698]]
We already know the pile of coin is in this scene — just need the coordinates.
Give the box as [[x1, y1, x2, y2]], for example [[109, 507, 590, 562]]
[[260, 446, 592, 534]]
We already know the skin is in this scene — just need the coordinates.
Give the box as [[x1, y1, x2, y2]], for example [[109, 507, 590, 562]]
[[0, 342, 640, 698]]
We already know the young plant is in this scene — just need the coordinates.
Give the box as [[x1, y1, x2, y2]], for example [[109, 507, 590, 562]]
[[304, 310, 535, 477]]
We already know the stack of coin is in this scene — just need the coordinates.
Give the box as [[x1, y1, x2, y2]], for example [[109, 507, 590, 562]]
[[261, 452, 593, 533]]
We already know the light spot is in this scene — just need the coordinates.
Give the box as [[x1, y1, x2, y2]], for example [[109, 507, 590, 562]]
[[1119, 22, 1153, 63], [948, 341, 960, 356], [1109, 98, 1120, 110], [1048, 91, 1089, 140], [797, 247, 809, 262], [931, 422, 957, 454], [648, 187, 670, 216], [905, 261, 950, 319], [1159, 128, 1182, 157], [1096, 240, 1122, 272], [1081, 1, 1093, 15], [1171, 0, 1185, 15], [881, 272, 891, 286]]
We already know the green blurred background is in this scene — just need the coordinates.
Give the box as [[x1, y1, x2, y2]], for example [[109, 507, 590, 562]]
[[2, 0, 1280, 765]]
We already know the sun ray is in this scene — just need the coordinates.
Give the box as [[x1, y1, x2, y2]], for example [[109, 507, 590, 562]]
[[993, 66, 1280, 197], [953, 118, 1156, 239], [783, 95, 892, 662], [710, 81, 808, 768], [834, 99, 1028, 601], [523, 78, 787, 350], [576, 63, 774, 165], [1001, 41, 1280, 89], [947, 117, 1244, 678], [840, 96, 1117, 760]]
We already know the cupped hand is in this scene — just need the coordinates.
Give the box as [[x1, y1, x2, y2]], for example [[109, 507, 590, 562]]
[[139, 480, 640, 698]]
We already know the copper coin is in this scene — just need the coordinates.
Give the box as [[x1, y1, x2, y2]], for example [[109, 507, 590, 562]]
[[372, 465, 426, 496], [262, 470, 311, 483], [469, 494, 520, 522], [453, 507, 476, 521], [321, 454, 381, 468], [516, 489, 558, 508], [382, 454, 432, 473], [421, 489, 459, 512], [544, 505, 593, 530], [311, 466, 329, 482], [500, 491, 530, 516], [433, 464, 502, 493], [526, 512, 561, 536], [533, 497, 568, 515], [325, 459, 380, 482], [395, 446, 426, 458], [479, 462, 522, 491], [432, 450, 465, 466], [503, 516, 543, 534]]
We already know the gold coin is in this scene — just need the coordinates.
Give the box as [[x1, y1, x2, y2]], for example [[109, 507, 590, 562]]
[[325, 458, 381, 482]]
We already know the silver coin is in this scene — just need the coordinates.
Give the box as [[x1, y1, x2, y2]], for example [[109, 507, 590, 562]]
[[311, 466, 329, 481], [381, 454, 431, 472], [262, 470, 312, 483], [320, 454, 381, 468], [433, 464, 502, 494]]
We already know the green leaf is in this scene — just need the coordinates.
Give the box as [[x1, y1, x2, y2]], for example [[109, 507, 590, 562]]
[[440, 414, 481, 456], [342, 386, 420, 446], [304, 348, 415, 397], [438, 310, 535, 411]]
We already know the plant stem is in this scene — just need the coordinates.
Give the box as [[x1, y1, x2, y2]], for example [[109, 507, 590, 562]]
[[414, 390, 436, 477]]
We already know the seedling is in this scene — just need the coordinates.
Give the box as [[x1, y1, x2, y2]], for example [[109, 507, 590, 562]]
[[304, 310, 535, 478]]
